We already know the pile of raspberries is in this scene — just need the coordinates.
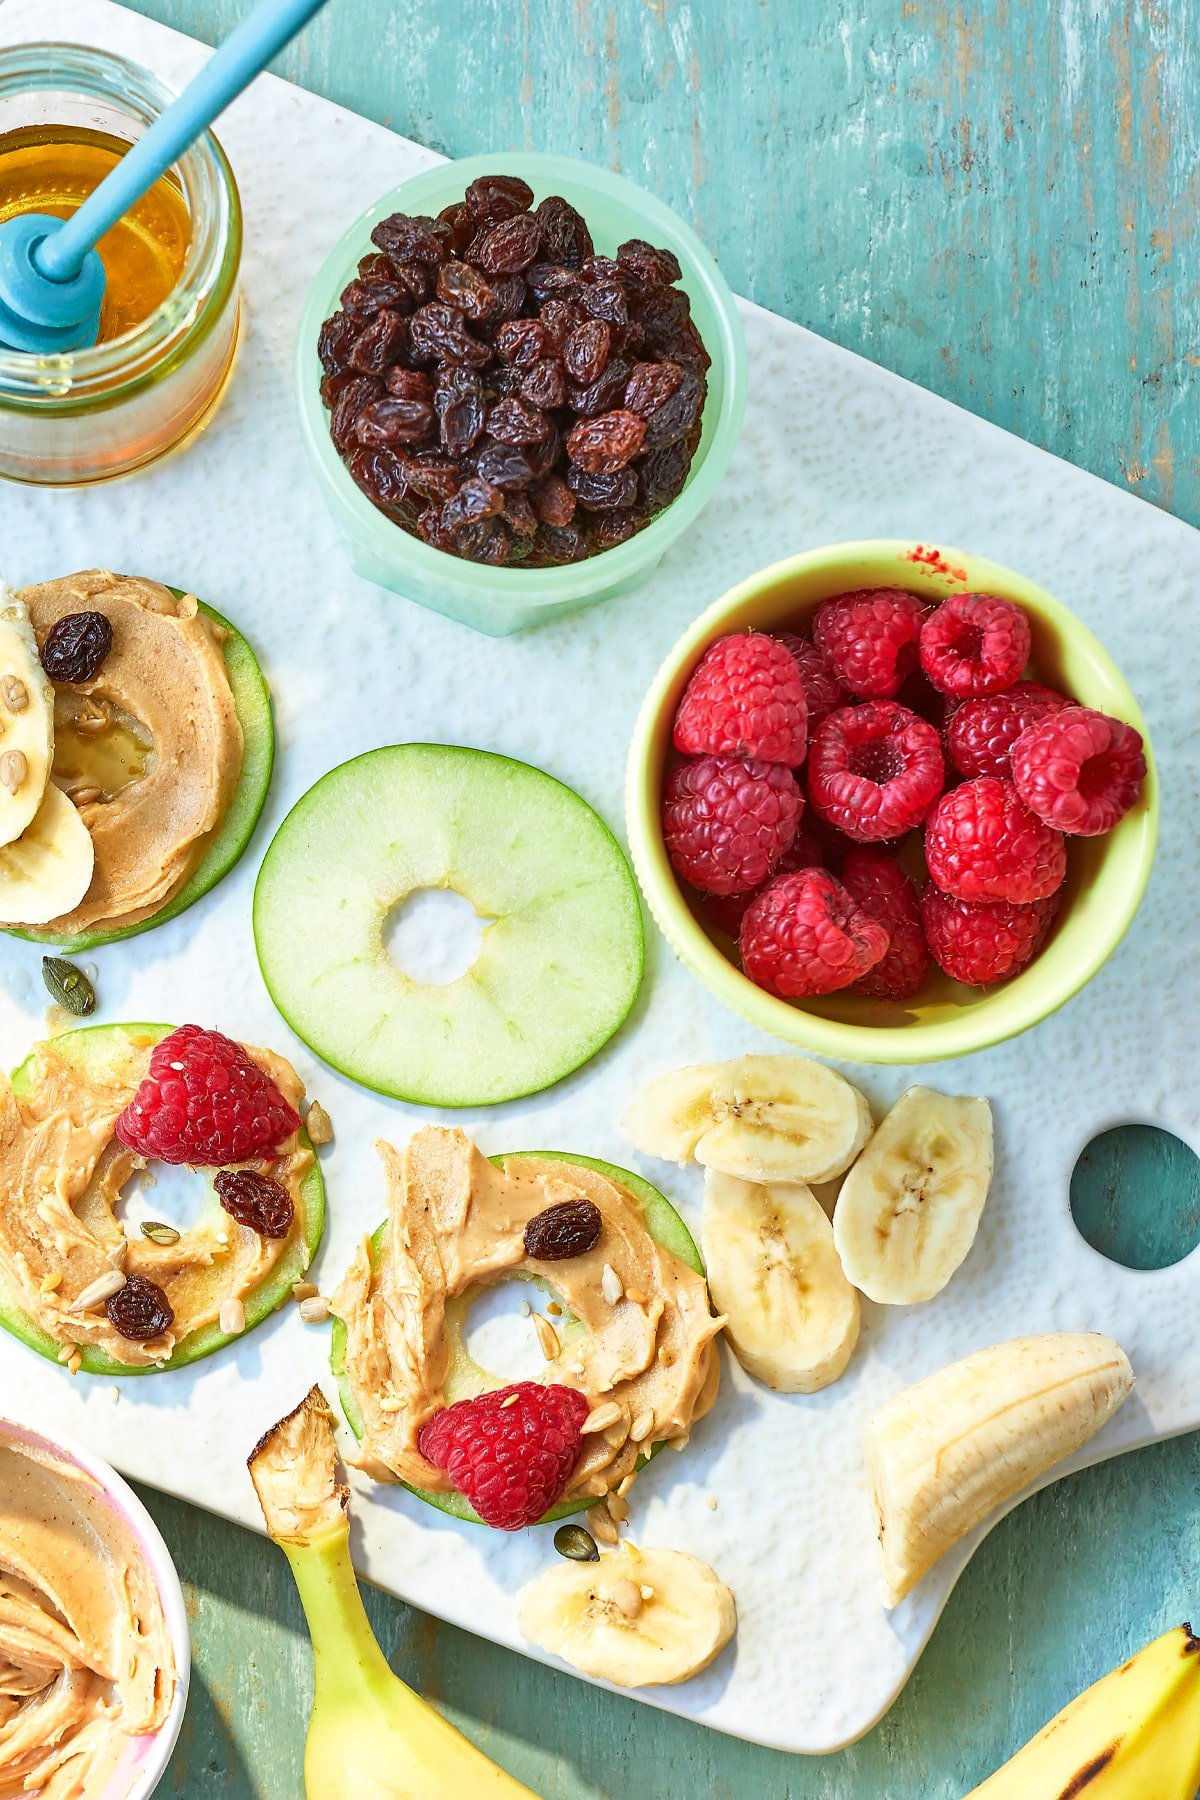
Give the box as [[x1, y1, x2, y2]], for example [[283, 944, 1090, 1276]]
[[662, 588, 1147, 997]]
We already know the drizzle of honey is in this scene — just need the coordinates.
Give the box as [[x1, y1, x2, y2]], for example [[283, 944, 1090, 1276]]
[[53, 692, 153, 802], [0, 126, 191, 342]]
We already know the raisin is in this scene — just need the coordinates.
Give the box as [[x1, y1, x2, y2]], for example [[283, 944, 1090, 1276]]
[[40, 612, 114, 684], [567, 409, 646, 473], [106, 1273, 174, 1342], [525, 262, 581, 302], [580, 280, 629, 325], [356, 396, 435, 447], [408, 303, 492, 368], [348, 446, 410, 508], [502, 490, 538, 537], [580, 254, 623, 284], [385, 367, 434, 403], [643, 366, 706, 448], [452, 517, 510, 563], [495, 319, 549, 365], [539, 298, 584, 347], [320, 369, 357, 407], [418, 502, 454, 551], [487, 396, 550, 445], [537, 522, 588, 562], [474, 213, 542, 275], [488, 274, 528, 320], [617, 237, 682, 286], [567, 464, 638, 511], [524, 1197, 603, 1261], [655, 319, 711, 370], [475, 443, 535, 489], [399, 454, 464, 503], [568, 358, 630, 417], [442, 476, 504, 530], [564, 318, 611, 386], [357, 251, 399, 281], [488, 362, 527, 398], [348, 309, 408, 374], [635, 283, 692, 344], [339, 278, 408, 319], [525, 422, 562, 478], [437, 200, 476, 254], [317, 312, 358, 375], [371, 212, 447, 264], [438, 383, 486, 456], [530, 474, 576, 526], [520, 357, 566, 410], [330, 375, 381, 450], [465, 173, 534, 222], [436, 261, 499, 324], [624, 359, 684, 417], [392, 261, 435, 307], [591, 508, 642, 550], [640, 440, 690, 511], [534, 194, 594, 270], [215, 1168, 295, 1240]]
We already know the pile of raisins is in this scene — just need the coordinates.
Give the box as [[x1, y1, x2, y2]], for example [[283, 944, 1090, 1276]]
[[317, 174, 710, 568]]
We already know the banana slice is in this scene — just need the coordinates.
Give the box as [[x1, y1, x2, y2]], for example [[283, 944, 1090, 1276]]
[[702, 1169, 861, 1392], [624, 1054, 872, 1186], [0, 782, 94, 925], [518, 1546, 736, 1687], [0, 593, 54, 849], [833, 1087, 993, 1304], [865, 1331, 1133, 1607]]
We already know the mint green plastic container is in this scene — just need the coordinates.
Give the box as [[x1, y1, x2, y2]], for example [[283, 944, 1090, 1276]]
[[296, 152, 747, 636]]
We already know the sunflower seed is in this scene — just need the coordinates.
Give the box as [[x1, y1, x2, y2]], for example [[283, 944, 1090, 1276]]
[[299, 1296, 330, 1324], [629, 1408, 655, 1443], [70, 1270, 126, 1311], [305, 1100, 333, 1146], [612, 1578, 642, 1619], [600, 1263, 623, 1305], [219, 1297, 245, 1335], [532, 1313, 560, 1360], [586, 1504, 619, 1546], [606, 1492, 629, 1524], [582, 1401, 623, 1434]]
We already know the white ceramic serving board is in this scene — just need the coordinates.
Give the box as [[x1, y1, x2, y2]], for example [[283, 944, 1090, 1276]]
[[1, 0, 1198, 1756]]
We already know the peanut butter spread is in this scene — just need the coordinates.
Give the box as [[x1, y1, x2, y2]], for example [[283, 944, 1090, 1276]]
[[331, 1127, 723, 1503], [13, 569, 243, 935], [0, 1431, 175, 1799], [0, 1030, 312, 1370]]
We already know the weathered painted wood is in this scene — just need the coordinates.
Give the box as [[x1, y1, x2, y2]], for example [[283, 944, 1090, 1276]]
[[105, 1, 1200, 1792]]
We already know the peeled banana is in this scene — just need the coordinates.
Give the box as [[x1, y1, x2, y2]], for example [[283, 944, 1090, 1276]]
[[0, 593, 54, 849], [624, 1054, 872, 1186], [833, 1087, 993, 1304], [965, 1622, 1200, 1799], [518, 1543, 736, 1687], [0, 781, 94, 924], [703, 1169, 860, 1392], [250, 1387, 540, 1799], [866, 1331, 1133, 1606]]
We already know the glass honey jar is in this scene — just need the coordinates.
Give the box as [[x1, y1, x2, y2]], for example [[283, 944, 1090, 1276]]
[[0, 43, 242, 486]]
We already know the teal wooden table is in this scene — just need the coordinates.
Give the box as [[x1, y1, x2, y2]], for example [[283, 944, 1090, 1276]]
[[124, 4, 1200, 1794]]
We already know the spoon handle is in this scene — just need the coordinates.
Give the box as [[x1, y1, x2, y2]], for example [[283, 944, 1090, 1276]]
[[38, 0, 329, 283]]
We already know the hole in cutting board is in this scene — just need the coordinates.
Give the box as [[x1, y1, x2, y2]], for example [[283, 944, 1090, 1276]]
[[384, 888, 489, 985], [1070, 1125, 1200, 1270]]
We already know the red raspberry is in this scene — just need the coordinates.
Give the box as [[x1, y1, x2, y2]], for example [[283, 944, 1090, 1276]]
[[115, 1025, 300, 1166], [662, 755, 801, 895], [673, 632, 807, 765], [739, 867, 890, 998], [773, 633, 846, 730], [699, 827, 827, 937], [812, 588, 929, 699], [417, 1381, 588, 1530], [922, 887, 1060, 985], [840, 850, 930, 1001], [947, 681, 1070, 780], [1010, 706, 1147, 836], [807, 702, 944, 842], [924, 777, 1066, 904], [919, 592, 1031, 697]]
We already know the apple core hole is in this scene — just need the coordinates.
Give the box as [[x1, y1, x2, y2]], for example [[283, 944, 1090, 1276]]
[[115, 1164, 214, 1238], [1070, 1124, 1200, 1270], [384, 888, 490, 986], [462, 1280, 565, 1384]]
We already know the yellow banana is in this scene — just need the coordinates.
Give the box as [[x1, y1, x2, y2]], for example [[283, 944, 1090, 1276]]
[[249, 1386, 540, 1800], [965, 1622, 1200, 1798]]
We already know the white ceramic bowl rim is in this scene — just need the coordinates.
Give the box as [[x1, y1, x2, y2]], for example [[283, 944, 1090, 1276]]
[[0, 1414, 190, 1800]]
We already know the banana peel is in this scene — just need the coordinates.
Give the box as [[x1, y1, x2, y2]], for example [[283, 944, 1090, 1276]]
[[965, 1622, 1200, 1798], [249, 1386, 540, 1800]]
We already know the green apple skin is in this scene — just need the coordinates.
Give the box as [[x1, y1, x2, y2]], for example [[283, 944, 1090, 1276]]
[[329, 1152, 704, 1526]]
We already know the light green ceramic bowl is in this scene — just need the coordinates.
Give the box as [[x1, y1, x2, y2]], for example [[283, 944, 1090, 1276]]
[[626, 540, 1159, 1064], [297, 152, 747, 637]]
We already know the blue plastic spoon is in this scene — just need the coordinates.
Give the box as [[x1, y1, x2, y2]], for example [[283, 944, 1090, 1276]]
[[0, 0, 330, 353]]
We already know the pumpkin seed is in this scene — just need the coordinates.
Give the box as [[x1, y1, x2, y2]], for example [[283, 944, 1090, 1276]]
[[41, 957, 96, 1016], [140, 1221, 181, 1247], [553, 1524, 600, 1563]]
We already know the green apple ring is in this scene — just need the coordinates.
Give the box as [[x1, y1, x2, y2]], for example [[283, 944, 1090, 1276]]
[[0, 1023, 325, 1375], [329, 1152, 704, 1526], [9, 590, 274, 953]]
